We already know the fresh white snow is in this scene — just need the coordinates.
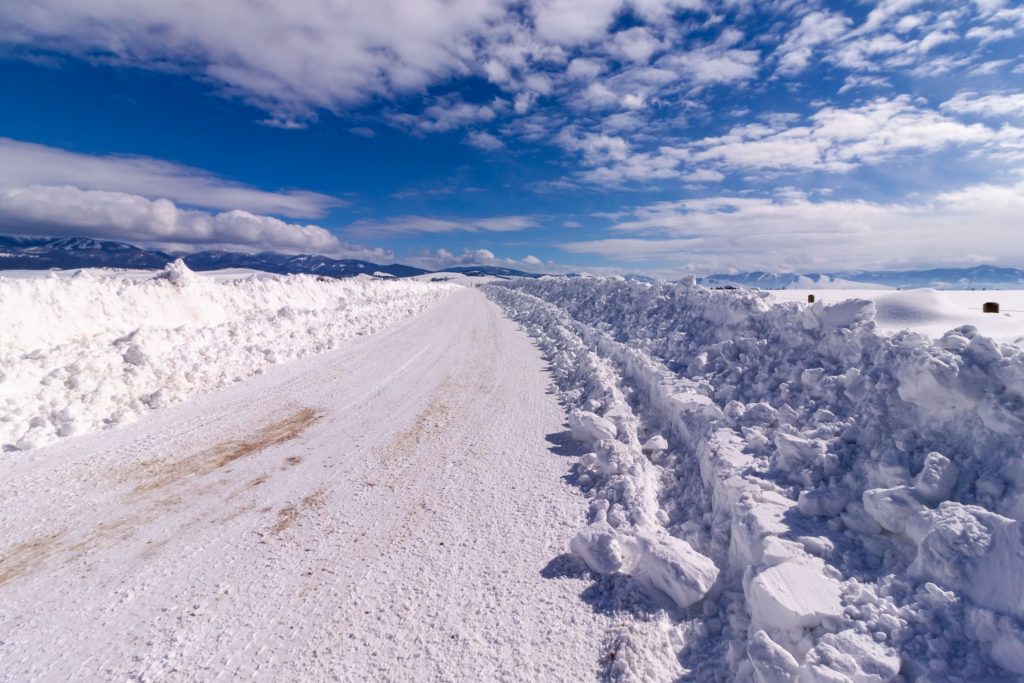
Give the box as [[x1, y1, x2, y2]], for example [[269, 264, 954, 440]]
[[771, 288, 1024, 343], [0, 261, 455, 451], [0, 286, 617, 680], [4, 268, 1024, 681], [485, 276, 1024, 681]]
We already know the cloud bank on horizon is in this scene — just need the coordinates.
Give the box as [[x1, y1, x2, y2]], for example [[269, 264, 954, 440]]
[[0, 0, 1021, 275]]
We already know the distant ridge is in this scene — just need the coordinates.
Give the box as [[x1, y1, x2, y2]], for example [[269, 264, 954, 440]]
[[0, 235, 537, 279], [700, 266, 1024, 290]]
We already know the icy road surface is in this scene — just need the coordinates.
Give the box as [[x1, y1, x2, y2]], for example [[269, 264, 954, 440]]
[[0, 287, 613, 680]]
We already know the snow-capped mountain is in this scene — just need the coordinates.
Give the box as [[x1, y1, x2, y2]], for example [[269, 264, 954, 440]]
[[0, 235, 174, 269], [0, 236, 428, 278]]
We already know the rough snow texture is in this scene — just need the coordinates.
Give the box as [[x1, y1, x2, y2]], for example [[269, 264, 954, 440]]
[[1, 262, 454, 450], [485, 276, 1024, 681]]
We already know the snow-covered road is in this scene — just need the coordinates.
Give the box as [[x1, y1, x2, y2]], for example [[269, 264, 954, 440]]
[[0, 287, 614, 681]]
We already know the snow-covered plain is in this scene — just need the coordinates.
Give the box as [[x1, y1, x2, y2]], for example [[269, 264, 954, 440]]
[[485, 277, 1024, 681], [0, 262, 455, 451], [770, 288, 1024, 344]]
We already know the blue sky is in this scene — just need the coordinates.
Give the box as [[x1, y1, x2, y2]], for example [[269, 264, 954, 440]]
[[0, 0, 1022, 276]]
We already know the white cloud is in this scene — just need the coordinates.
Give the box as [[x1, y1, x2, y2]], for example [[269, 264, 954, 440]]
[[559, 179, 1024, 272], [0, 185, 387, 259], [523, 254, 543, 265], [609, 27, 664, 64], [688, 96, 1002, 173], [942, 91, 1024, 118], [773, 11, 852, 76], [345, 214, 538, 238], [0, 138, 341, 218], [532, 0, 622, 46], [390, 96, 499, 133], [465, 131, 506, 151], [0, 0, 513, 123], [658, 46, 760, 86]]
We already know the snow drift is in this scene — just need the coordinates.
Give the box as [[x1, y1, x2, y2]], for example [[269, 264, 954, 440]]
[[0, 261, 454, 450], [485, 276, 1024, 681]]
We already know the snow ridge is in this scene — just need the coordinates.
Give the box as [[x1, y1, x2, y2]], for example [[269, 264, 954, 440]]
[[0, 261, 455, 450], [485, 278, 1024, 681]]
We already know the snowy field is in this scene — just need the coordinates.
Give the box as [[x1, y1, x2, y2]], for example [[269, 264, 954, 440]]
[[2, 269, 1024, 681], [0, 262, 455, 451], [770, 288, 1024, 344]]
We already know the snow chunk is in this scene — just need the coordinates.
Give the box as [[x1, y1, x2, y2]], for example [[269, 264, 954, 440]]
[[570, 525, 719, 610], [633, 530, 719, 610], [641, 434, 668, 455], [156, 258, 196, 285], [570, 522, 625, 575], [913, 451, 959, 504], [747, 630, 799, 683], [821, 299, 875, 328], [748, 560, 843, 630], [907, 502, 1024, 619], [798, 630, 900, 683], [568, 409, 617, 443], [862, 486, 926, 535]]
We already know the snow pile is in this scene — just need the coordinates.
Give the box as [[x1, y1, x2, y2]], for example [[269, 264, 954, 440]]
[[1, 262, 454, 450], [485, 277, 1024, 681]]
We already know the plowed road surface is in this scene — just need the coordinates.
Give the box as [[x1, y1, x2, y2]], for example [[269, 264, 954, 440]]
[[0, 288, 613, 681]]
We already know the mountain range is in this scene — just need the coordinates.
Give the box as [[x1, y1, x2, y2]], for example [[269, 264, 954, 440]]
[[3, 235, 1024, 288], [0, 236, 538, 279]]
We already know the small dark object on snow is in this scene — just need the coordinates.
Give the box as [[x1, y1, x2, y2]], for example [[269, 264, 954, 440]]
[[807, 294, 815, 303], [983, 302, 1000, 313]]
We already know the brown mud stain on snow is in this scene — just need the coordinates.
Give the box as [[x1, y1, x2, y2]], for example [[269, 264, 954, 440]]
[[1, 409, 321, 588], [0, 531, 68, 587], [375, 389, 452, 466], [269, 489, 328, 536], [132, 407, 321, 494]]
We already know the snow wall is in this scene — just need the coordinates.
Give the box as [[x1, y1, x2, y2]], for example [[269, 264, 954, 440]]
[[1, 262, 454, 451], [485, 276, 1024, 682]]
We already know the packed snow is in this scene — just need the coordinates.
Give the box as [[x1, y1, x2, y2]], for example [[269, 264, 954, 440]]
[[484, 276, 1024, 681], [0, 261, 454, 451]]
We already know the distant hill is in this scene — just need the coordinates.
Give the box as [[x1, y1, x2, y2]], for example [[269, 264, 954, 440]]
[[700, 266, 1024, 290], [700, 272, 884, 290], [0, 235, 538, 280], [0, 235, 174, 270], [440, 265, 540, 278]]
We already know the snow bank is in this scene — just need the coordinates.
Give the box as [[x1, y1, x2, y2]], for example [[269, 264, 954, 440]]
[[1, 262, 454, 450], [485, 277, 1024, 681]]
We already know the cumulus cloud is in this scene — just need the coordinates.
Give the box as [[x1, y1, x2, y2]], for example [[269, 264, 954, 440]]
[[559, 180, 1024, 273], [0, 185, 388, 259], [0, 138, 342, 218]]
